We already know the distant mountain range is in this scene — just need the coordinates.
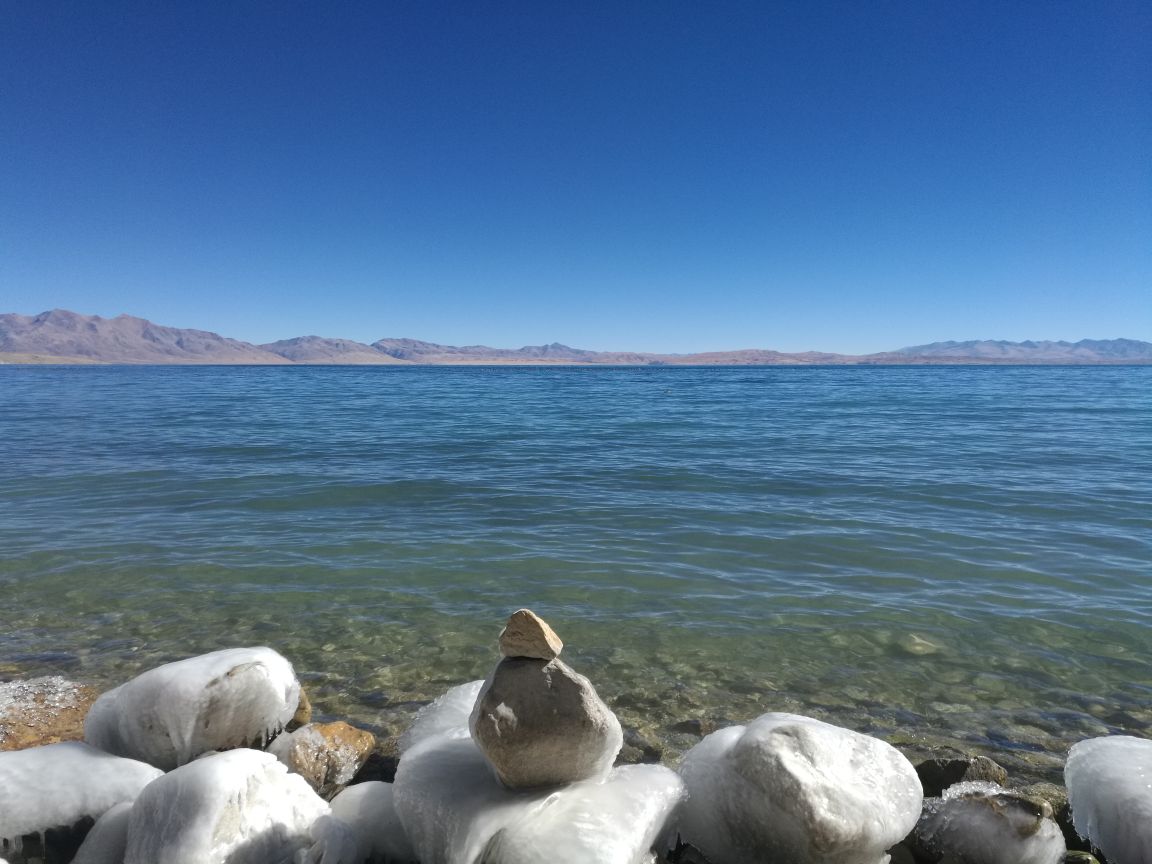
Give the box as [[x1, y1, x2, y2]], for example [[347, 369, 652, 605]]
[[1, 309, 1150, 365]]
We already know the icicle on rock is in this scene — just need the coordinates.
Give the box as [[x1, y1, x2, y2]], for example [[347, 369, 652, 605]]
[[910, 781, 1066, 864], [470, 610, 622, 789], [72, 801, 133, 864], [1065, 735, 1152, 864], [0, 741, 161, 849], [480, 763, 686, 864], [123, 748, 328, 864], [399, 680, 485, 754], [328, 781, 417, 863], [676, 713, 923, 864], [84, 646, 301, 770]]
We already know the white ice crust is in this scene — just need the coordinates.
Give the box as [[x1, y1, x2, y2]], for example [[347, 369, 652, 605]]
[[398, 679, 484, 754], [328, 781, 417, 862], [123, 748, 328, 864], [483, 763, 685, 864], [85, 646, 301, 770], [72, 801, 133, 864], [0, 742, 162, 845], [394, 731, 682, 864], [918, 782, 1065, 864], [1065, 735, 1152, 864], [676, 712, 923, 864]]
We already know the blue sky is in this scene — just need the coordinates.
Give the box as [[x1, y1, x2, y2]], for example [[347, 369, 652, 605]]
[[2, 1, 1149, 353]]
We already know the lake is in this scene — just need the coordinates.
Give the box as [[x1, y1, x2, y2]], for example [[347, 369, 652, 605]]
[[1, 364, 1149, 781]]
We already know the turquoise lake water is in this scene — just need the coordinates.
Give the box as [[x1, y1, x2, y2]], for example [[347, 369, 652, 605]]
[[1, 365, 1149, 780]]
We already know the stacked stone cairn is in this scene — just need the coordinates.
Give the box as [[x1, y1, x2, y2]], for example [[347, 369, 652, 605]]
[[0, 611, 1149, 864]]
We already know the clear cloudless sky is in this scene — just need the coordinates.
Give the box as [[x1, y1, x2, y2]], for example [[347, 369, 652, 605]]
[[1, 0, 1149, 353]]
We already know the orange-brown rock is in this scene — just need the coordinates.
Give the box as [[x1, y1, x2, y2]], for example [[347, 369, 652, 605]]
[[268, 720, 376, 799], [288, 686, 312, 731], [0, 676, 99, 751]]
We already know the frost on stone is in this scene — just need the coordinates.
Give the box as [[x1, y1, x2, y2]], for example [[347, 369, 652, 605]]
[[394, 732, 682, 864], [1065, 735, 1152, 864], [123, 748, 329, 864], [913, 782, 1065, 864], [72, 801, 133, 864], [398, 680, 484, 754], [328, 781, 417, 863], [481, 763, 685, 864], [676, 713, 923, 864], [84, 646, 301, 770], [295, 814, 362, 864], [393, 733, 543, 864], [0, 742, 161, 849]]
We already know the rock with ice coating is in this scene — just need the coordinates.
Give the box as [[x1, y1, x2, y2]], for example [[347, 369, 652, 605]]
[[72, 801, 133, 864], [910, 781, 1065, 864], [470, 656, 622, 788], [482, 763, 685, 864], [124, 748, 328, 864], [676, 713, 922, 864], [85, 646, 301, 770], [399, 679, 485, 753], [394, 732, 681, 864], [1065, 735, 1152, 864], [328, 781, 417, 862], [0, 742, 161, 848], [269, 721, 375, 799], [499, 609, 563, 660]]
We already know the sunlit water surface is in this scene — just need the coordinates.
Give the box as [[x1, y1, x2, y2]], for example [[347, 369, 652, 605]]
[[2, 365, 1149, 781]]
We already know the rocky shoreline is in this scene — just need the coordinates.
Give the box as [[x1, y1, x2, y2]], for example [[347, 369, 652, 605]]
[[1, 611, 1147, 864]]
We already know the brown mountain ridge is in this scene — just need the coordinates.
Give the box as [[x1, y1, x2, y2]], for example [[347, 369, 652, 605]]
[[1, 309, 1149, 365]]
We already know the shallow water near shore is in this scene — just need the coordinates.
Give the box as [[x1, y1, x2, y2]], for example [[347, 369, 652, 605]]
[[1, 365, 1149, 782]]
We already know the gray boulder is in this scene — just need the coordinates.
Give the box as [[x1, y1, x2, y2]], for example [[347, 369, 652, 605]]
[[470, 656, 622, 789]]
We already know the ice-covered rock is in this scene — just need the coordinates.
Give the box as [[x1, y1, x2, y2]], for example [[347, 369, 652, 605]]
[[0, 742, 162, 848], [72, 801, 132, 864], [85, 646, 301, 770], [910, 781, 1065, 864], [328, 781, 417, 862], [482, 763, 685, 864], [394, 731, 682, 864], [296, 815, 362, 864], [394, 734, 541, 864], [470, 656, 622, 789], [269, 722, 376, 799], [676, 713, 922, 864], [399, 679, 484, 753], [123, 748, 328, 864], [1065, 735, 1152, 864]]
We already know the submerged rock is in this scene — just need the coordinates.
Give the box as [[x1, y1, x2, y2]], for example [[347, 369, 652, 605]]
[[269, 721, 376, 799], [910, 781, 1065, 864], [471, 656, 623, 789], [676, 713, 922, 864], [84, 646, 301, 770], [124, 748, 328, 864], [0, 741, 161, 851], [1065, 735, 1152, 864], [499, 609, 563, 660]]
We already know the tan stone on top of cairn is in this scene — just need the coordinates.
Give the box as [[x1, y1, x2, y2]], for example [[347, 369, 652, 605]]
[[498, 609, 564, 660]]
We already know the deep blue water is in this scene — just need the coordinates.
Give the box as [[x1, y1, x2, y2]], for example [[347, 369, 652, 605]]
[[1, 365, 1149, 777]]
